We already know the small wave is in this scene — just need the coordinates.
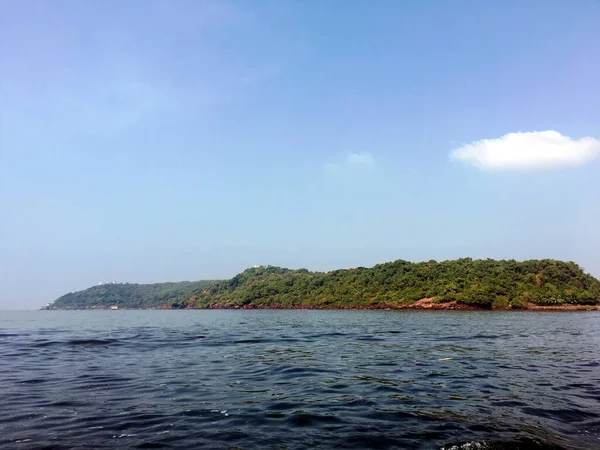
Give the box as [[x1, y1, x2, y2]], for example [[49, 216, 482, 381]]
[[0, 332, 19, 337], [307, 332, 347, 338], [32, 338, 118, 347], [441, 442, 488, 450], [355, 336, 385, 341], [266, 401, 302, 411], [339, 433, 406, 449], [521, 406, 599, 423], [489, 400, 528, 407], [20, 378, 48, 385], [368, 409, 447, 423], [135, 443, 170, 449], [470, 334, 501, 340], [285, 412, 343, 427], [270, 365, 335, 377], [441, 438, 569, 449], [578, 361, 600, 367], [233, 338, 270, 344], [69, 338, 118, 345]]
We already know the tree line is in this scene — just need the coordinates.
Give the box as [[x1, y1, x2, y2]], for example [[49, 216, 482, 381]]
[[51, 280, 218, 309], [171, 259, 600, 309]]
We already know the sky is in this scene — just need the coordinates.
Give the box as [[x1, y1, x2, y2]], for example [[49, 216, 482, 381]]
[[1, 0, 599, 309]]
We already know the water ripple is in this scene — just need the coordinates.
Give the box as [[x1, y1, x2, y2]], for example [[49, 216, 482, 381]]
[[1, 310, 599, 449]]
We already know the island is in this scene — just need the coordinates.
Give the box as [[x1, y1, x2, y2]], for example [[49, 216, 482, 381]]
[[48, 280, 218, 310], [47, 258, 600, 311]]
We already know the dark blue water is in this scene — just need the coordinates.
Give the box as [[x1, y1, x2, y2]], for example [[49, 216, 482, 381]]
[[1, 311, 599, 449]]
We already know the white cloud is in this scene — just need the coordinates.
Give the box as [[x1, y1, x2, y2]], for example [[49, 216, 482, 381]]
[[325, 153, 376, 173], [347, 153, 375, 165], [450, 131, 600, 171]]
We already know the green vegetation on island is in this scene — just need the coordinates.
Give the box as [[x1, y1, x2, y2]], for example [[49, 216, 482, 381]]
[[50, 280, 219, 309], [172, 258, 600, 310], [48, 259, 600, 310]]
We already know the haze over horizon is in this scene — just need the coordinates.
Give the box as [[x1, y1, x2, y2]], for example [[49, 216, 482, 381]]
[[1, 0, 600, 309]]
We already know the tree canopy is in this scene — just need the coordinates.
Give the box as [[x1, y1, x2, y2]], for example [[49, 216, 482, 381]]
[[51, 280, 219, 309], [49, 259, 600, 310], [174, 259, 600, 309]]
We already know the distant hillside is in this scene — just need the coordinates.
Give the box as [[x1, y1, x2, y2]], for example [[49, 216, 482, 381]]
[[170, 259, 600, 310], [50, 280, 219, 309]]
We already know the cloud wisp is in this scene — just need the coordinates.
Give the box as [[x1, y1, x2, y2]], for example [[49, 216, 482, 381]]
[[347, 153, 375, 166], [325, 152, 376, 173], [450, 131, 600, 171]]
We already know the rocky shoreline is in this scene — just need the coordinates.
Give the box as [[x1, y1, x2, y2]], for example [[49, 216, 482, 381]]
[[155, 300, 600, 312], [44, 298, 600, 311]]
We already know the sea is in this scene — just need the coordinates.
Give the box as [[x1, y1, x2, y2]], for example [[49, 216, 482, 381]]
[[1, 310, 599, 450]]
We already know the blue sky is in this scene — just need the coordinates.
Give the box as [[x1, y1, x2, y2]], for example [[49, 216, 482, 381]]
[[1, 0, 599, 309]]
